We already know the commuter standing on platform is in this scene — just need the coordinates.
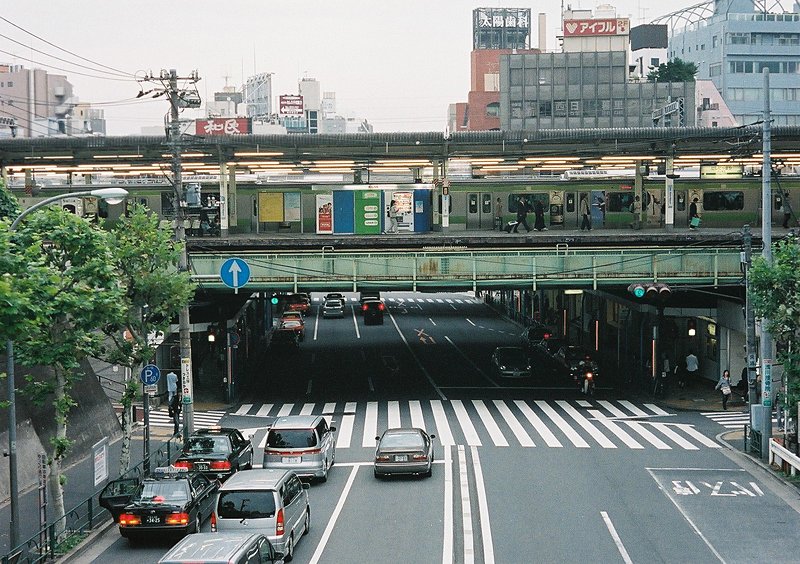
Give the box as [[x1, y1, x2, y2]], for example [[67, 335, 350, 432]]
[[386, 200, 399, 233], [533, 198, 547, 231], [494, 197, 504, 230], [579, 194, 591, 231], [689, 197, 700, 229], [782, 194, 792, 228], [513, 197, 532, 233]]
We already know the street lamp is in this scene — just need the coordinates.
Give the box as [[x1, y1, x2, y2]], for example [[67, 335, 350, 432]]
[[5, 187, 127, 549]]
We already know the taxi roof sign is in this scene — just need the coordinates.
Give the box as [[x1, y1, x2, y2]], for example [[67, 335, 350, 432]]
[[154, 465, 189, 476]]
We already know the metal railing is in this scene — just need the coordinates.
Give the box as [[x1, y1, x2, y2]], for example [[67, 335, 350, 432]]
[[1, 435, 183, 564], [744, 424, 762, 456]]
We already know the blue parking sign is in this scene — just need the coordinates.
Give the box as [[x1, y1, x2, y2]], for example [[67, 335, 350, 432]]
[[140, 364, 161, 386]]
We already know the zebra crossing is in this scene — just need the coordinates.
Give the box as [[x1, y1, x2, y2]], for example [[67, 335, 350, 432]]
[[231, 399, 721, 451], [141, 408, 226, 429], [702, 410, 776, 429], [312, 296, 478, 305]]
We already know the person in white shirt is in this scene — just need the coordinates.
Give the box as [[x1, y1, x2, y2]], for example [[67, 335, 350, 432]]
[[685, 350, 699, 384]]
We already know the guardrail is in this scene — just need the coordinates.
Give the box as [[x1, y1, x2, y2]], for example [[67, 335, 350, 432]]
[[769, 437, 800, 476], [1, 435, 183, 564]]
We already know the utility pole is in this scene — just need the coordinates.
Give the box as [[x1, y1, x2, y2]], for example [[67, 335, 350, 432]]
[[743, 226, 758, 425], [139, 69, 201, 439], [760, 68, 774, 460]]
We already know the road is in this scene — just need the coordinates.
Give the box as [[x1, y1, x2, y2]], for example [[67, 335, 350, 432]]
[[75, 292, 800, 564]]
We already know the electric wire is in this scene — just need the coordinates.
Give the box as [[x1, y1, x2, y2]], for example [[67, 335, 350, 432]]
[[0, 48, 134, 82]]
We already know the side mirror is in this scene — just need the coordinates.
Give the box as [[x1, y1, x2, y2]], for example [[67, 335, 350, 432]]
[[329, 426, 337, 432], [302, 482, 310, 490], [375, 436, 381, 441], [430, 434, 436, 439]]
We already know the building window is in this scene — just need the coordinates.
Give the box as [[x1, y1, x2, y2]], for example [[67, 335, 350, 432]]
[[728, 32, 751, 45], [712, 35, 718, 48], [509, 68, 523, 86], [524, 100, 537, 117], [613, 99, 624, 117], [583, 99, 597, 117], [510, 101, 522, 118], [485, 102, 500, 117], [570, 100, 581, 117], [650, 58, 659, 68], [554, 100, 567, 117], [538, 101, 552, 117], [6, 81, 11, 87], [709, 63, 722, 77]]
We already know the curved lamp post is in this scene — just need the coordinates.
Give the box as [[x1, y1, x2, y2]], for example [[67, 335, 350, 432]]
[[5, 187, 127, 549]]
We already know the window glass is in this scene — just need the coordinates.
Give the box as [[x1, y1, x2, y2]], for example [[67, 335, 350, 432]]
[[266, 429, 317, 448], [485, 102, 500, 117], [482, 194, 492, 214], [539, 101, 552, 117], [510, 101, 523, 118], [468, 194, 478, 214], [218, 491, 276, 519], [567, 67, 581, 84], [702, 191, 744, 211], [509, 68, 523, 86], [607, 192, 634, 212]]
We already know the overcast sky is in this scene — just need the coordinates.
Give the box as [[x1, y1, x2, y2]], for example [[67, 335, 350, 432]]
[[3, 1, 698, 135]]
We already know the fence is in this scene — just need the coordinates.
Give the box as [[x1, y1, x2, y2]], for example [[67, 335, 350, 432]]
[[1, 435, 183, 564], [769, 437, 800, 477]]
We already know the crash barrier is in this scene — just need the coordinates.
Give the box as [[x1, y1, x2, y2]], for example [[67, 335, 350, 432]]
[[0, 435, 183, 564], [769, 437, 800, 477]]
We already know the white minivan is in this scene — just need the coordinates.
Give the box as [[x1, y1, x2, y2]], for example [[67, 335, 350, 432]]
[[213, 469, 310, 562]]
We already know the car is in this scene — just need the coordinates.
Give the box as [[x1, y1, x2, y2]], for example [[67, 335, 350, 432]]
[[282, 293, 310, 316], [263, 415, 337, 482], [362, 299, 384, 325], [278, 318, 305, 341], [490, 346, 532, 378], [324, 292, 344, 302], [99, 466, 219, 540], [359, 290, 380, 305], [322, 298, 345, 318], [213, 469, 310, 562], [280, 311, 303, 322], [520, 323, 555, 353], [553, 345, 600, 380], [270, 329, 299, 349], [175, 427, 254, 481], [532, 336, 567, 365], [158, 532, 284, 564], [374, 428, 435, 478]]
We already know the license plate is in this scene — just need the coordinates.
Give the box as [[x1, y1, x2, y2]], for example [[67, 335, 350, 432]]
[[394, 454, 408, 462], [283, 456, 302, 464], [145, 515, 161, 524], [195, 462, 209, 471]]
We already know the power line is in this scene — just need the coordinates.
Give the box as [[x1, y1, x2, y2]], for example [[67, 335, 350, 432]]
[[0, 48, 134, 82]]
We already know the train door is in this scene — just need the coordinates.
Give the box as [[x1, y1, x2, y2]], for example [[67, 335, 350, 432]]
[[466, 192, 493, 230], [590, 190, 606, 227], [564, 192, 577, 229], [674, 189, 688, 227]]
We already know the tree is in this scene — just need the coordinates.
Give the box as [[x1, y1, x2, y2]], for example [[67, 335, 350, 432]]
[[647, 58, 698, 83], [0, 180, 21, 220], [10, 208, 123, 537], [749, 237, 800, 433], [97, 204, 195, 473]]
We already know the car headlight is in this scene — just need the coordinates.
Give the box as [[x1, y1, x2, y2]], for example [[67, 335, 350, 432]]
[[499, 365, 506, 370]]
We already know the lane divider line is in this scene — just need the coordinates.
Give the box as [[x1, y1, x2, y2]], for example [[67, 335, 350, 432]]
[[388, 310, 446, 400], [458, 445, 474, 564], [442, 444, 453, 564], [471, 446, 495, 564], [601, 511, 634, 564], [309, 464, 359, 564]]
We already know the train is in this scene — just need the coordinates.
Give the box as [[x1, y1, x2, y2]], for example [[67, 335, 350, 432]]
[[11, 174, 799, 234]]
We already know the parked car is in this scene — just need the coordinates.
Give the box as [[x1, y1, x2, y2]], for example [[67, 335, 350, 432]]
[[322, 298, 345, 318], [263, 415, 337, 482], [279, 318, 305, 341], [158, 532, 284, 564], [175, 427, 254, 481], [99, 466, 219, 540], [374, 428, 435, 478], [213, 469, 310, 562], [270, 329, 299, 349], [362, 299, 385, 325], [490, 346, 532, 379]]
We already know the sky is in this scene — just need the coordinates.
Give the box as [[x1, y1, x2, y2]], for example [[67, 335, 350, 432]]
[[2, 1, 699, 135]]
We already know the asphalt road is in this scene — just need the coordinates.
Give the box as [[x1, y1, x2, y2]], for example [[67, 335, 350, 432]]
[[72, 292, 800, 564]]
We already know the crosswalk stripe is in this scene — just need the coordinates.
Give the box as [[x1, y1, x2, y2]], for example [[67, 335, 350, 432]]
[[516, 401, 562, 447], [493, 400, 535, 447], [618, 400, 650, 417], [255, 404, 273, 417], [431, 400, 455, 446], [409, 400, 426, 431], [557, 401, 616, 448], [345, 401, 357, 413], [337, 414, 355, 449], [363, 402, 379, 448], [644, 403, 671, 416], [322, 402, 336, 414], [674, 423, 722, 448], [388, 401, 401, 429], [597, 400, 628, 418], [451, 400, 482, 446], [589, 411, 644, 449], [472, 400, 508, 447], [300, 403, 314, 415], [650, 422, 699, 450], [277, 404, 293, 417], [536, 400, 589, 448], [235, 404, 252, 416], [622, 421, 671, 449], [436, 299, 444, 303]]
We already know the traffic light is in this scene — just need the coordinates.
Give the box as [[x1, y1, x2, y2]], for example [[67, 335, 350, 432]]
[[270, 294, 280, 306], [687, 319, 696, 337], [628, 283, 672, 300]]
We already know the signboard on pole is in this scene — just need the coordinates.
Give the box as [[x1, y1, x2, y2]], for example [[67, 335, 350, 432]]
[[220, 258, 251, 290], [279, 95, 304, 116], [93, 438, 109, 487], [196, 118, 251, 136], [181, 357, 193, 404], [563, 18, 629, 36], [763, 360, 772, 407], [140, 365, 161, 386]]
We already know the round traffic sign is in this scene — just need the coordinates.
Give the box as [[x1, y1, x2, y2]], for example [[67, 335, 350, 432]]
[[140, 364, 161, 386], [220, 258, 251, 289]]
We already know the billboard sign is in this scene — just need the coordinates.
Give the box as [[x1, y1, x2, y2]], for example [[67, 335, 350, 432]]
[[563, 18, 629, 36], [196, 118, 250, 135], [279, 95, 304, 116], [474, 7, 530, 30]]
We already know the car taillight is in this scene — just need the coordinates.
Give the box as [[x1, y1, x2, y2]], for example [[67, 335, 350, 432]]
[[412, 454, 428, 461], [174, 461, 193, 469], [210, 461, 231, 470], [362, 304, 368, 311], [375, 455, 390, 462], [379, 303, 384, 310], [166, 512, 190, 525], [119, 514, 141, 526], [210, 511, 217, 532], [276, 509, 285, 536]]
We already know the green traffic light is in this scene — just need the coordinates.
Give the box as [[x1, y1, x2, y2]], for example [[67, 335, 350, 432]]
[[270, 296, 279, 305], [634, 287, 645, 298]]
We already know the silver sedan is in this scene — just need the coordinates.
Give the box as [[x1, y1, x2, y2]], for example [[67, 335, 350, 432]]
[[322, 298, 345, 318], [374, 428, 435, 478]]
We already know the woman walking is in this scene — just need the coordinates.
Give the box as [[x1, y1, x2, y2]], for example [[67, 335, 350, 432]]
[[715, 369, 732, 410]]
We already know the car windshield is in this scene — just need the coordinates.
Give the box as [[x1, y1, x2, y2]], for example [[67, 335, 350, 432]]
[[498, 349, 527, 364], [266, 429, 317, 448], [184, 436, 231, 455], [138, 481, 190, 503], [281, 320, 302, 328], [325, 300, 342, 307], [217, 491, 276, 519], [381, 432, 424, 449], [566, 349, 590, 361]]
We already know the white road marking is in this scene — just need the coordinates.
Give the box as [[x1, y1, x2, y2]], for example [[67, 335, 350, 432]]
[[618, 400, 649, 417], [623, 420, 671, 449], [472, 400, 508, 446], [409, 400, 426, 431], [515, 400, 562, 447], [306, 380, 313, 395], [493, 400, 535, 447], [452, 400, 482, 446], [431, 400, 455, 446], [644, 403, 671, 416], [255, 404, 272, 417], [436, 299, 444, 303], [300, 403, 314, 415], [535, 400, 589, 448], [674, 424, 722, 448], [442, 445, 453, 564], [362, 402, 379, 447], [344, 401, 357, 413], [388, 400, 401, 429], [557, 400, 616, 448], [589, 410, 644, 449], [429, 317, 437, 326], [601, 511, 634, 564], [471, 446, 495, 564], [650, 422, 699, 450], [234, 404, 251, 416], [351, 305, 360, 339], [336, 414, 355, 449], [322, 402, 336, 414], [466, 318, 476, 326], [313, 304, 320, 341], [277, 404, 293, 417], [389, 310, 446, 400], [458, 445, 474, 564], [309, 464, 360, 564]]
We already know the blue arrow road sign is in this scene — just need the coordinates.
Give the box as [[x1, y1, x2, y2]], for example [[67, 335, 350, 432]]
[[140, 364, 161, 386], [220, 258, 251, 289]]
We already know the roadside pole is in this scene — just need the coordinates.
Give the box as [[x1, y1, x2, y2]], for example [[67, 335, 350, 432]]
[[760, 68, 774, 460]]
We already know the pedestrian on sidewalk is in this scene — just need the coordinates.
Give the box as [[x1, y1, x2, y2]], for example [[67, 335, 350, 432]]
[[715, 369, 732, 410], [168, 392, 182, 435], [685, 350, 699, 385]]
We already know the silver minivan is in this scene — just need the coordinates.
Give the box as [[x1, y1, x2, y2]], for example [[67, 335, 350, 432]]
[[213, 469, 309, 562], [263, 415, 336, 482], [158, 532, 283, 564]]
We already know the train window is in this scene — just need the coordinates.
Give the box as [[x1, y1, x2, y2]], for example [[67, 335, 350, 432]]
[[566, 193, 576, 213], [774, 194, 783, 210], [509, 194, 549, 213], [482, 194, 492, 214], [468, 194, 478, 214], [607, 192, 635, 212], [676, 193, 686, 211], [702, 191, 744, 211]]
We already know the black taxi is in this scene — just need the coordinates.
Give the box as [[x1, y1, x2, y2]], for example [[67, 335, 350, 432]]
[[98, 466, 218, 540], [174, 427, 254, 481]]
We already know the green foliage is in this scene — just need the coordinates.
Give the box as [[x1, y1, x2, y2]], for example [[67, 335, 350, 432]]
[[647, 58, 698, 82], [750, 237, 800, 416], [0, 180, 21, 220]]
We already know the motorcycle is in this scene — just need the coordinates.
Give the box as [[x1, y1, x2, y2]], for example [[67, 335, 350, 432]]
[[574, 361, 596, 395]]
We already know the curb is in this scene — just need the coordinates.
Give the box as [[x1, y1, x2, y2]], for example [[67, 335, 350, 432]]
[[57, 518, 116, 564]]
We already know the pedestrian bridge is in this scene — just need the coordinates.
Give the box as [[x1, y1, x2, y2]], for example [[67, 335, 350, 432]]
[[189, 245, 743, 292]]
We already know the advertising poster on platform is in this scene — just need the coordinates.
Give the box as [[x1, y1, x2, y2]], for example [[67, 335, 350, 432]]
[[316, 194, 333, 234]]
